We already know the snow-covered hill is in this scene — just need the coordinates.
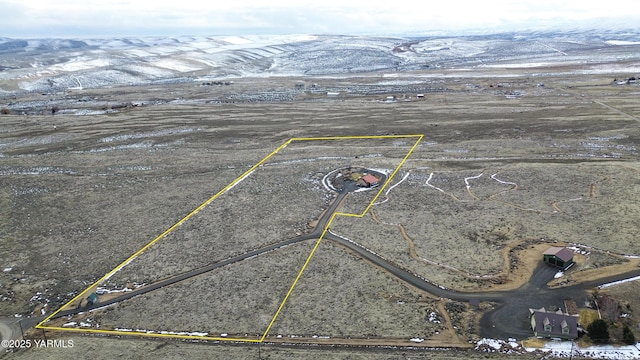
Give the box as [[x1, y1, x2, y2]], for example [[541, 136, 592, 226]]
[[0, 30, 639, 93]]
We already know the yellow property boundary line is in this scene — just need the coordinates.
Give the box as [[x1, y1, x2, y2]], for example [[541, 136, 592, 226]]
[[37, 134, 424, 343]]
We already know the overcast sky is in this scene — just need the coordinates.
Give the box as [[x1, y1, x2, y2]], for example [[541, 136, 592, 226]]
[[2, 0, 640, 38]]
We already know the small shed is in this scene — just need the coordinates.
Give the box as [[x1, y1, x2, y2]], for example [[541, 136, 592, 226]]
[[86, 292, 98, 306], [543, 246, 574, 269]]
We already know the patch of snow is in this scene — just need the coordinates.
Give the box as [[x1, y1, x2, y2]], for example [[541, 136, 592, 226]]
[[605, 40, 640, 45], [95, 287, 132, 294], [491, 173, 516, 186], [598, 275, 640, 289], [0, 166, 75, 176], [121, 64, 174, 78], [149, 58, 202, 73], [526, 340, 640, 359], [428, 312, 441, 324], [425, 172, 445, 193], [464, 172, 483, 189], [322, 169, 340, 192], [117, 327, 207, 336], [222, 36, 253, 45], [567, 245, 591, 256], [369, 167, 392, 175], [100, 127, 199, 143], [476, 338, 509, 350], [49, 58, 112, 72], [373, 172, 409, 205], [89, 142, 154, 152], [73, 109, 111, 116]]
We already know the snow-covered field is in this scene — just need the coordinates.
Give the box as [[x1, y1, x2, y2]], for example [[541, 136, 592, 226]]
[[1, 30, 639, 93]]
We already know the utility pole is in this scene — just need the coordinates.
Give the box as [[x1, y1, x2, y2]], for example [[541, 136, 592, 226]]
[[570, 340, 574, 360], [18, 318, 24, 339]]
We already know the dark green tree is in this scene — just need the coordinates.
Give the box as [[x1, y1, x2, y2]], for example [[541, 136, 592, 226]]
[[622, 324, 636, 345], [587, 319, 610, 343]]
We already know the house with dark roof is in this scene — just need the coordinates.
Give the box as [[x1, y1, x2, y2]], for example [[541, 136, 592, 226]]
[[530, 307, 579, 340], [543, 246, 574, 270]]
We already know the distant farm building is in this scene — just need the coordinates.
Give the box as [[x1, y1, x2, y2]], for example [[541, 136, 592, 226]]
[[543, 247, 574, 270], [357, 174, 380, 188], [530, 307, 579, 340]]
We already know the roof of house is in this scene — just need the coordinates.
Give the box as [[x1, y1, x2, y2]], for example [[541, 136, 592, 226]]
[[543, 246, 574, 262], [361, 174, 379, 185], [530, 307, 578, 339]]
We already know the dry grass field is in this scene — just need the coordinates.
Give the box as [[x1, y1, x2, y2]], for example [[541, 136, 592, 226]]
[[331, 161, 640, 290], [69, 240, 318, 339], [2, 66, 640, 358], [267, 241, 445, 340]]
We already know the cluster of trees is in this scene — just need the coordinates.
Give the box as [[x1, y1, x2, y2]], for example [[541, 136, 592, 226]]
[[587, 292, 637, 345], [589, 319, 636, 345]]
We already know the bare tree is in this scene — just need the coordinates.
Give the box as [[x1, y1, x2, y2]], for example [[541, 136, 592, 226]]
[[598, 294, 620, 323]]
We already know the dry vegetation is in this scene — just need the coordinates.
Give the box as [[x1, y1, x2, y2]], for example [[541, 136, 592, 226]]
[[57, 240, 318, 338], [268, 241, 444, 339], [2, 68, 640, 358], [331, 160, 640, 291]]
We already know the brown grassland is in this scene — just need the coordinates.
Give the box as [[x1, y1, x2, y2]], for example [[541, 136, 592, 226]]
[[2, 68, 640, 359]]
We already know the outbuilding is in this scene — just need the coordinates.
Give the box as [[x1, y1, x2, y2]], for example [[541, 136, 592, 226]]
[[543, 246, 574, 270], [86, 292, 98, 307]]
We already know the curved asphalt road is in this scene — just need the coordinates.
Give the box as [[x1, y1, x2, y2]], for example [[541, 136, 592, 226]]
[[24, 172, 640, 342]]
